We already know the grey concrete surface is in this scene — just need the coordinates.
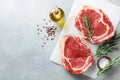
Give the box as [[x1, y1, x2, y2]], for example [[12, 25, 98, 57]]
[[0, 0, 120, 80]]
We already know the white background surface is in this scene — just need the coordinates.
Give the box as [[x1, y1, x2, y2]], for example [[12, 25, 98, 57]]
[[0, 0, 120, 80]]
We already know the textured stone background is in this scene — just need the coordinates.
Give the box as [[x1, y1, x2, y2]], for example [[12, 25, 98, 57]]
[[0, 0, 120, 80]]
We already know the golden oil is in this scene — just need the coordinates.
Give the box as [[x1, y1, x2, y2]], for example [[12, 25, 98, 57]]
[[49, 6, 65, 27]]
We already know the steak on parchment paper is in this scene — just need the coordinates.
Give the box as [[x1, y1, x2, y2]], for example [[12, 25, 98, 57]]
[[75, 6, 114, 44], [60, 36, 94, 74]]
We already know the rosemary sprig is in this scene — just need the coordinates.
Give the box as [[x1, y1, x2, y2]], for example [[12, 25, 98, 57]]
[[97, 56, 120, 77], [83, 15, 94, 38], [96, 32, 120, 56]]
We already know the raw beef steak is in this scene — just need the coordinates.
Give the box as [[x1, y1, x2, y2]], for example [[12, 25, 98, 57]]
[[60, 36, 94, 74], [75, 6, 114, 44]]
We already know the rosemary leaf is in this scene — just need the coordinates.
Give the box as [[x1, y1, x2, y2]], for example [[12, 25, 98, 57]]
[[97, 56, 120, 77], [96, 32, 120, 56], [83, 15, 94, 38]]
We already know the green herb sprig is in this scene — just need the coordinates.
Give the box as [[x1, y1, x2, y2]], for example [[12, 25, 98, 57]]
[[97, 56, 120, 77], [83, 15, 94, 38], [96, 32, 120, 56]]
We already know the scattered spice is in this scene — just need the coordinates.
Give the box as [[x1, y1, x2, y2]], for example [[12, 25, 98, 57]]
[[44, 42, 46, 44], [51, 38, 54, 40], [43, 19, 46, 21], [37, 33, 39, 35], [37, 28, 40, 30], [46, 26, 57, 37], [36, 18, 60, 47], [37, 25, 39, 27], [40, 30, 42, 32], [49, 20, 51, 22], [46, 23, 48, 25]]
